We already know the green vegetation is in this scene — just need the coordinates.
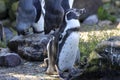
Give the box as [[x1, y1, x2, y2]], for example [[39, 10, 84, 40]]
[[79, 27, 120, 60], [97, 7, 116, 22]]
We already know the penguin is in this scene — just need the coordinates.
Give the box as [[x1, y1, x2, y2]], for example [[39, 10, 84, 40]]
[[57, 8, 86, 79], [45, 8, 86, 79], [44, 0, 75, 34], [44, 0, 64, 34], [45, 30, 61, 74], [16, 0, 44, 35]]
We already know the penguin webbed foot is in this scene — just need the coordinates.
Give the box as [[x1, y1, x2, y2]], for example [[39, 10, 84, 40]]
[[59, 68, 83, 80], [68, 68, 83, 79]]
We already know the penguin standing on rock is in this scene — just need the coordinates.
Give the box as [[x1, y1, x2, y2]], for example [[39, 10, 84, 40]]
[[46, 8, 86, 79], [16, 0, 44, 35], [58, 8, 86, 79]]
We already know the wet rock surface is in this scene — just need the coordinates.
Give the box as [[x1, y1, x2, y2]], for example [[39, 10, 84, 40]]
[[7, 33, 52, 61]]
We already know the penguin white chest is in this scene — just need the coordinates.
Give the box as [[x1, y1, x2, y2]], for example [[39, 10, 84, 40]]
[[58, 32, 80, 71]]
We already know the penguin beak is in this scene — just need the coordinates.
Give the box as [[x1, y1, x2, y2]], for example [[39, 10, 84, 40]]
[[79, 8, 86, 14], [75, 8, 86, 18]]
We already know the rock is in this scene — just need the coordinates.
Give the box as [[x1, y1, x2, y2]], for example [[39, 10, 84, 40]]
[[72, 36, 120, 79], [83, 15, 99, 25], [0, 48, 22, 67], [7, 34, 52, 61], [0, 0, 7, 19], [4, 27, 14, 42], [73, 0, 102, 21], [0, 23, 14, 42], [95, 36, 120, 66]]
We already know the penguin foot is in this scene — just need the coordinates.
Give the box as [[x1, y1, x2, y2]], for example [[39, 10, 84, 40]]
[[46, 65, 56, 75], [65, 68, 83, 80]]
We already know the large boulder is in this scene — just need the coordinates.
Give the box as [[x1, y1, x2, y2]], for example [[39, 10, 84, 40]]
[[7, 34, 52, 61]]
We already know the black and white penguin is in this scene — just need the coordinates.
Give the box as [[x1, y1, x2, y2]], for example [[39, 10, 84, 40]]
[[45, 8, 86, 79], [44, 0, 64, 34], [57, 8, 86, 79], [16, 0, 44, 35]]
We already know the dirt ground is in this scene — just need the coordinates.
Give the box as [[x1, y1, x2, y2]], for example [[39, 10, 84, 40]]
[[0, 60, 60, 80]]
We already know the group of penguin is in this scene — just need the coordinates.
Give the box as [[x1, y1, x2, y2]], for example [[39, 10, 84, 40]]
[[16, 0, 86, 79]]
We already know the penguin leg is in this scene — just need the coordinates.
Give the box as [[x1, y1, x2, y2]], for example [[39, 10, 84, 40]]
[[44, 58, 48, 67], [46, 37, 57, 75]]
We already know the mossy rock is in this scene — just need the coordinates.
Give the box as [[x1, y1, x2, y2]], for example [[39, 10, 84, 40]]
[[84, 40, 120, 73], [86, 51, 107, 72]]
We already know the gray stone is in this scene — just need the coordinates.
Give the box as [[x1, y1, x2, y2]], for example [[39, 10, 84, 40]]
[[7, 34, 52, 61], [0, 48, 22, 67], [0, 23, 14, 42], [83, 15, 99, 25]]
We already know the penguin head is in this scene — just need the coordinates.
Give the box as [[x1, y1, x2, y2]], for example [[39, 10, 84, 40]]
[[65, 8, 86, 22]]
